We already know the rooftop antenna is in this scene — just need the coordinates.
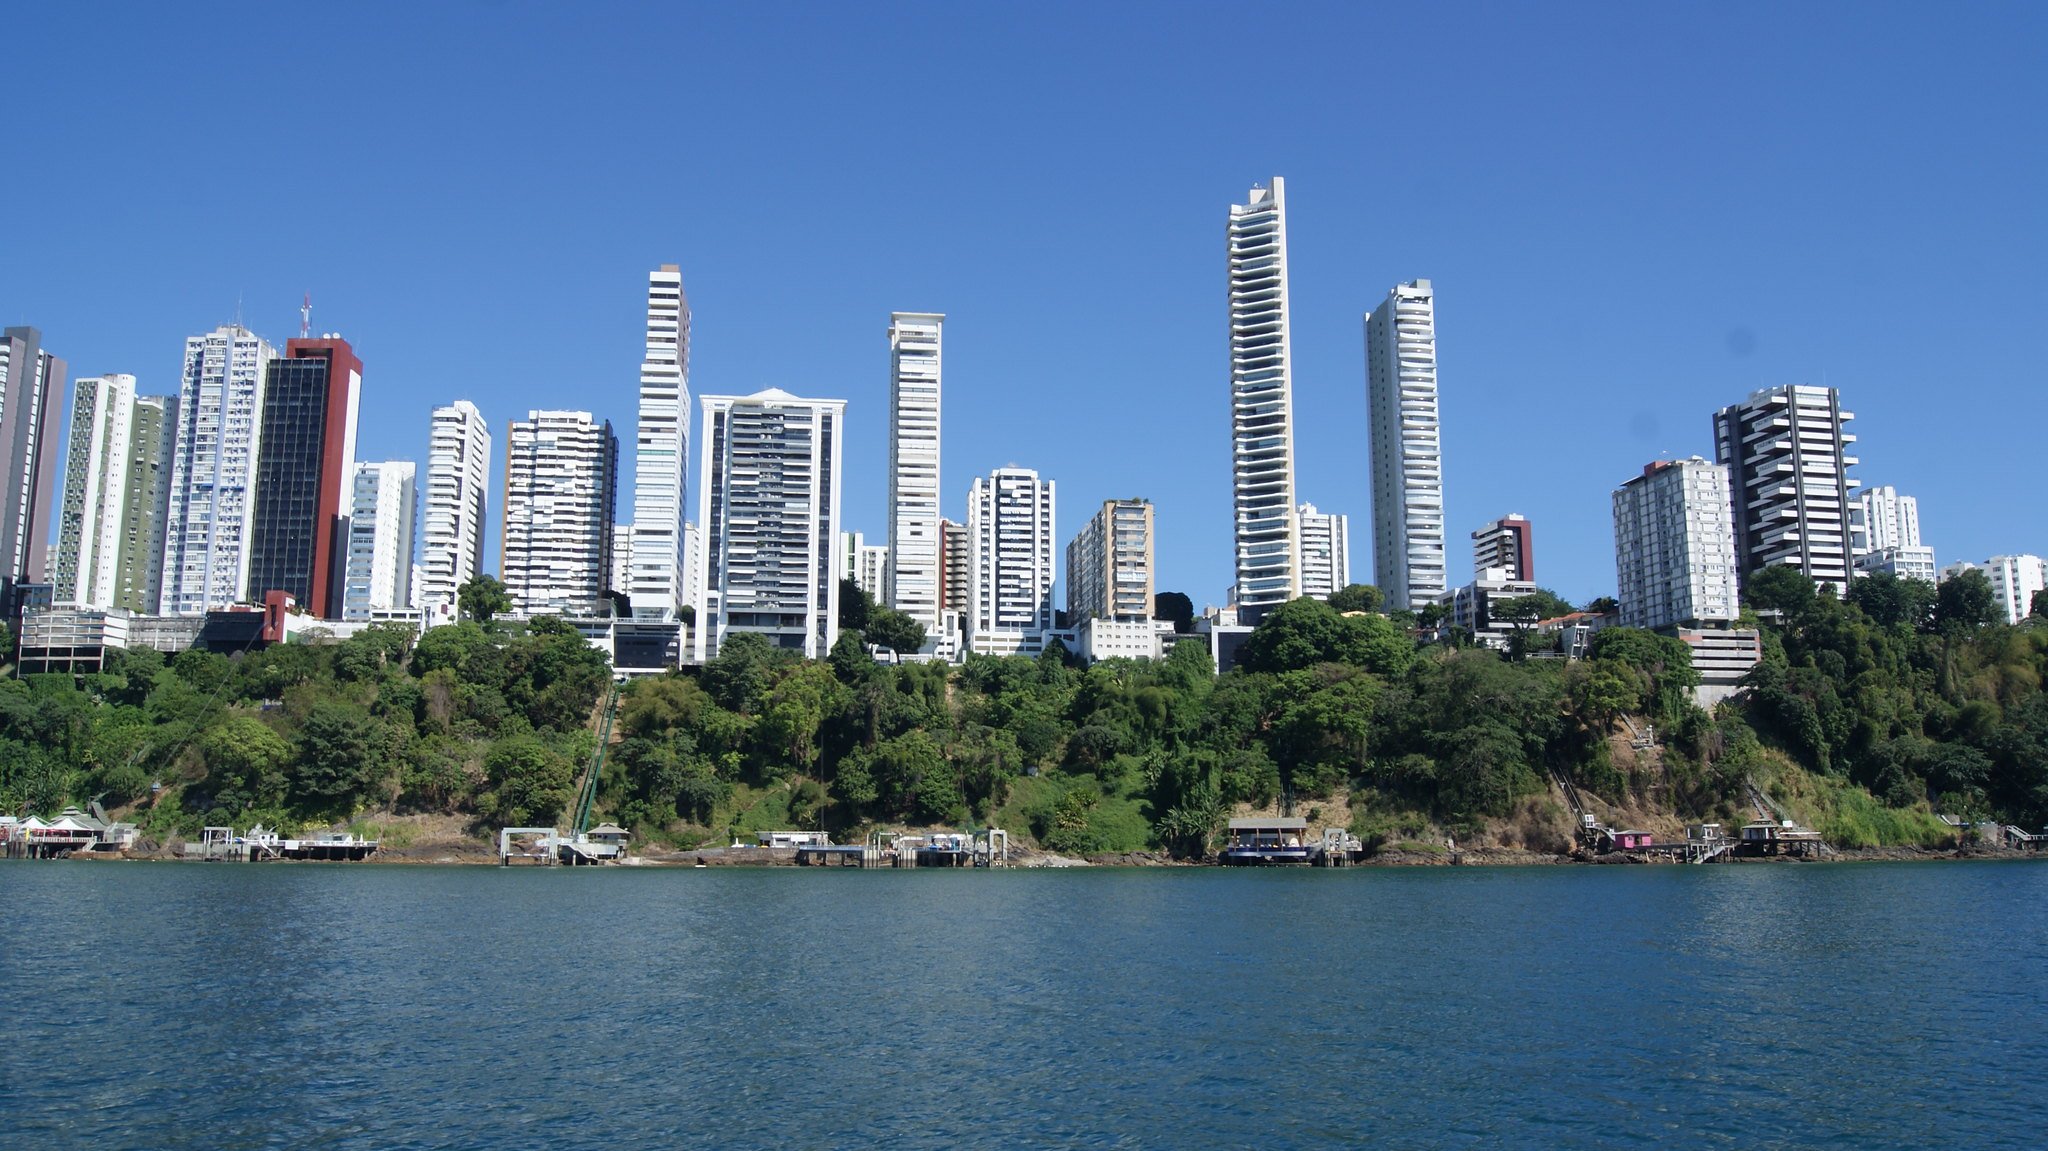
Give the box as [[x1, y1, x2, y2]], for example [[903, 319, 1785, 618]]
[[234, 292, 244, 332], [301, 293, 312, 339]]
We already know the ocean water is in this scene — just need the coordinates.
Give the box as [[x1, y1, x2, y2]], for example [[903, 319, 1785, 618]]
[[2, 860, 2044, 1149]]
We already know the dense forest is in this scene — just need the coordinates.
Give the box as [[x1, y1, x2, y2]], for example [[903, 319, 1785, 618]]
[[2, 569, 2043, 854]]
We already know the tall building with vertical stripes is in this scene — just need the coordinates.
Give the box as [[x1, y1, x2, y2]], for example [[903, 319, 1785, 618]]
[[419, 400, 490, 621], [0, 326, 67, 597], [53, 375, 176, 612], [1712, 384, 1858, 590], [246, 337, 361, 618], [885, 312, 943, 641], [693, 389, 844, 661], [1366, 279, 1446, 612], [1296, 502, 1350, 601], [342, 461, 417, 620], [501, 410, 617, 617], [159, 325, 277, 615], [1066, 498, 1154, 623], [967, 467, 1056, 656], [629, 264, 691, 620], [1226, 180, 1299, 621]]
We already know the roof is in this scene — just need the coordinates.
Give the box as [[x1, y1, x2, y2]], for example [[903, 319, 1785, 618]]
[[1227, 817, 1308, 830], [587, 823, 630, 837]]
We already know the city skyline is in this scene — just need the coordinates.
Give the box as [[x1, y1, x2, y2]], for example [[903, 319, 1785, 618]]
[[4, 6, 2043, 607]]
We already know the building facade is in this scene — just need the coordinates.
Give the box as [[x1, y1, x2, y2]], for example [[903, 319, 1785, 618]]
[[1712, 384, 1859, 591], [967, 467, 1056, 656], [884, 313, 944, 644], [245, 337, 362, 618], [0, 326, 67, 595], [159, 325, 277, 615], [1066, 498, 1154, 623], [1296, 502, 1349, 601], [1472, 514, 1533, 583], [342, 461, 417, 620], [1366, 279, 1447, 611], [840, 531, 888, 600], [1980, 555, 2047, 625], [1612, 458, 1740, 633], [53, 376, 176, 612], [693, 389, 844, 661], [418, 400, 491, 620], [628, 264, 691, 620], [1226, 179, 1299, 621], [501, 411, 618, 617]]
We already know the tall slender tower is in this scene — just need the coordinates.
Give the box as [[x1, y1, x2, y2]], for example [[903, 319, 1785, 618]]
[[159, 324, 277, 614], [418, 400, 491, 620], [342, 461, 418, 620], [1366, 279, 1446, 611], [1613, 458, 1740, 632], [1065, 498, 1153, 623], [1712, 385, 1858, 590], [1226, 180, 1299, 621], [246, 336, 362, 618], [693, 389, 845, 661], [54, 375, 178, 611], [501, 411, 618, 617], [0, 326, 66, 595], [629, 264, 691, 619], [885, 312, 943, 641]]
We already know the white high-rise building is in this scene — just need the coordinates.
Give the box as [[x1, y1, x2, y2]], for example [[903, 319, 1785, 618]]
[[1978, 555, 2047, 625], [1226, 179, 1299, 620], [693, 389, 844, 661], [1713, 385, 1859, 591], [629, 264, 691, 620], [501, 411, 618, 617], [54, 376, 178, 613], [841, 531, 888, 600], [1472, 514, 1534, 584], [159, 325, 277, 614], [1612, 457, 1740, 632], [342, 462, 417, 620], [885, 312, 943, 640], [1852, 484, 1934, 582], [1366, 279, 1447, 612], [1295, 502, 1349, 601], [967, 467, 1056, 656], [419, 400, 491, 621], [1066, 498, 1153, 623]]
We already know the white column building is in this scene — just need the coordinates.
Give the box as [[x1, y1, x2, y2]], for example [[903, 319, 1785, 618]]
[[841, 531, 888, 600], [342, 461, 417, 620], [1853, 484, 1935, 582], [1227, 179, 1300, 620], [1713, 384, 1859, 591], [884, 313, 943, 640], [1612, 457, 1740, 632], [159, 325, 277, 614], [1295, 502, 1349, 601], [418, 400, 491, 622], [967, 467, 1056, 656], [1981, 555, 2047, 625], [628, 264, 691, 620], [1366, 279, 1447, 612], [501, 411, 618, 617], [693, 389, 844, 661], [53, 374, 138, 609]]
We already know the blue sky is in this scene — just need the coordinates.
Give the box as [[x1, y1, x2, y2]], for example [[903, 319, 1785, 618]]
[[6, 1, 2043, 608]]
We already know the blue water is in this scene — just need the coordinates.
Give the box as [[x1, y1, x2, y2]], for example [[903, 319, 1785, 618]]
[[3, 861, 2044, 1149]]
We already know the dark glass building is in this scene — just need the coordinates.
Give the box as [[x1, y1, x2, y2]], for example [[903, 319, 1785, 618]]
[[246, 337, 361, 618]]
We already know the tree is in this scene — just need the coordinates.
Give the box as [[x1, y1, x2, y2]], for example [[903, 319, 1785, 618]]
[[864, 608, 926, 656], [1847, 571, 1935, 631], [200, 715, 292, 811], [292, 702, 391, 809], [1327, 584, 1385, 615], [2033, 588, 2048, 620], [838, 579, 873, 632], [1936, 569, 2000, 633], [485, 734, 574, 825], [1582, 596, 1620, 616], [458, 575, 513, 624], [1745, 565, 1816, 615], [1153, 591, 1196, 634]]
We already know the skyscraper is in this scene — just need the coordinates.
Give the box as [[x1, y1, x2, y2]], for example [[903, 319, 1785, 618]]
[[1366, 279, 1446, 611], [967, 467, 1056, 656], [342, 461, 417, 620], [628, 264, 691, 620], [1612, 458, 1740, 632], [1852, 484, 1935, 582], [501, 410, 618, 617], [1472, 514, 1533, 583], [246, 337, 362, 618], [160, 324, 277, 615], [841, 530, 888, 600], [1295, 502, 1350, 601], [1713, 385, 1859, 590], [418, 400, 491, 619], [53, 375, 176, 612], [1226, 179, 1299, 621], [0, 326, 66, 596], [693, 389, 844, 661], [938, 518, 968, 616], [1066, 498, 1153, 623], [885, 312, 943, 640]]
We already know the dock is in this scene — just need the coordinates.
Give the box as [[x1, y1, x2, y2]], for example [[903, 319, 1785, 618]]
[[792, 829, 1011, 869]]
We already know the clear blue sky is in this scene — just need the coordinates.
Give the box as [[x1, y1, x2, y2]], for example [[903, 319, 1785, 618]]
[[6, 2, 2043, 608]]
